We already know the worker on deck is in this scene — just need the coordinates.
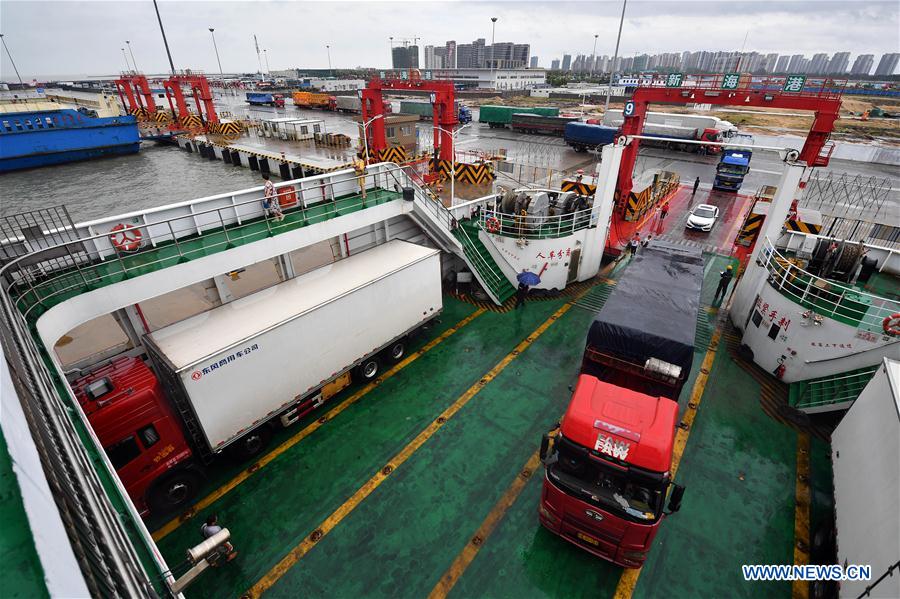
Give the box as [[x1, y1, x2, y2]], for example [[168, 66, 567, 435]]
[[713, 264, 734, 304], [261, 174, 284, 222], [627, 233, 640, 257], [201, 514, 237, 563], [355, 157, 368, 200], [692, 177, 701, 196]]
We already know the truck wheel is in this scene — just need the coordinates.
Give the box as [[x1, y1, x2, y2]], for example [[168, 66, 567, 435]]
[[228, 426, 272, 461], [355, 356, 380, 381], [148, 470, 201, 514], [385, 339, 406, 363]]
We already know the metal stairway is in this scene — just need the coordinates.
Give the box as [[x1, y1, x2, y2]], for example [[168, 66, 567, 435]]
[[453, 221, 517, 304], [788, 365, 879, 414], [392, 170, 514, 305]]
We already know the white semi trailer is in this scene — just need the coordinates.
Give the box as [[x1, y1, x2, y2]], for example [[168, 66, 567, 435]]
[[77, 240, 443, 514]]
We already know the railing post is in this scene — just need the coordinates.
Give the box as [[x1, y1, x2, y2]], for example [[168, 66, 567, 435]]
[[167, 221, 186, 261], [218, 209, 233, 247]]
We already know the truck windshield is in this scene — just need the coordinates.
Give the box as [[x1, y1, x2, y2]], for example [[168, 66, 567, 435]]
[[549, 436, 664, 523], [717, 164, 748, 176]]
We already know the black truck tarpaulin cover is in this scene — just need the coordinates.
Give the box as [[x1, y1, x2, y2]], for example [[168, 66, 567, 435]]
[[587, 241, 704, 378]]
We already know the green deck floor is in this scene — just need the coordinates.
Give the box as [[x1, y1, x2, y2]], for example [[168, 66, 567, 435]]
[[150, 252, 807, 599], [0, 432, 48, 599]]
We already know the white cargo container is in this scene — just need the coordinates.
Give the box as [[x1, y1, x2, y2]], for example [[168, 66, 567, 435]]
[[334, 95, 362, 113], [145, 240, 442, 454], [831, 357, 899, 599]]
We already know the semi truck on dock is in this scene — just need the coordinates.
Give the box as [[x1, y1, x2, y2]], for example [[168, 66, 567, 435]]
[[398, 100, 471, 124], [564, 122, 619, 152], [539, 242, 703, 566], [479, 105, 559, 128], [246, 92, 285, 108], [713, 137, 754, 191], [74, 241, 442, 516], [510, 113, 578, 136], [293, 91, 334, 109], [334, 96, 392, 114]]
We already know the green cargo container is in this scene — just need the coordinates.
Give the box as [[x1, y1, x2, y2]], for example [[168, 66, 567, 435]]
[[478, 105, 559, 127], [398, 100, 459, 120]]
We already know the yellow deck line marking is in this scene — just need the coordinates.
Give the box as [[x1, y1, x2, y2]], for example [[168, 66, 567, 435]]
[[246, 302, 574, 598], [152, 308, 485, 542], [613, 323, 724, 599], [429, 434, 554, 599], [792, 432, 811, 599]]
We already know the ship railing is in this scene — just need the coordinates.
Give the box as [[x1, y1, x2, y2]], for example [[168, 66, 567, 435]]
[[3, 163, 409, 321], [791, 365, 879, 411], [758, 237, 900, 333], [0, 279, 162, 595], [476, 207, 596, 240]]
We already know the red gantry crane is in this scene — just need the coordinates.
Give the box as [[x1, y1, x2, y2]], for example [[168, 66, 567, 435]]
[[616, 73, 844, 208], [360, 70, 457, 163], [114, 74, 158, 118], [600, 74, 844, 254]]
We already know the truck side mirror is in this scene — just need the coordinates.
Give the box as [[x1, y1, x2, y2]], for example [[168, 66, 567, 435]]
[[667, 484, 685, 513], [539, 434, 551, 462]]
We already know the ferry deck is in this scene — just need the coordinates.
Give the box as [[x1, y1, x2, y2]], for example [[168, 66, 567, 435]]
[[2, 167, 896, 599]]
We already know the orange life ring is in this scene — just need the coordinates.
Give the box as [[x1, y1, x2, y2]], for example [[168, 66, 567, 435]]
[[109, 223, 143, 252], [883, 313, 900, 336], [485, 216, 501, 234]]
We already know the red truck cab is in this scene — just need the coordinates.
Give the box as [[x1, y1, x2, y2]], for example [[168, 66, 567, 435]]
[[273, 94, 285, 108], [539, 374, 684, 567], [74, 357, 197, 516]]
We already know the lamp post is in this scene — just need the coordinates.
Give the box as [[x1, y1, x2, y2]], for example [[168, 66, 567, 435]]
[[209, 28, 223, 76], [121, 47, 132, 72], [605, 0, 627, 115], [433, 123, 470, 205], [126, 40, 138, 72], [590, 34, 598, 78], [0, 34, 23, 85], [389, 37, 393, 67], [326, 45, 332, 77], [360, 112, 383, 164], [489, 17, 498, 88]]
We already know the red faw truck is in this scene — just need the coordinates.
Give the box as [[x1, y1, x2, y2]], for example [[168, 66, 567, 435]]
[[73, 241, 442, 516], [539, 241, 704, 567]]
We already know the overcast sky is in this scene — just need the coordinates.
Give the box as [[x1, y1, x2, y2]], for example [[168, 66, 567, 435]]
[[1, 0, 898, 79]]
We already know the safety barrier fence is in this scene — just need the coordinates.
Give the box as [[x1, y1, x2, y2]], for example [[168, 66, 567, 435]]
[[3, 164, 404, 321], [759, 237, 900, 333], [789, 365, 879, 411], [478, 207, 596, 240]]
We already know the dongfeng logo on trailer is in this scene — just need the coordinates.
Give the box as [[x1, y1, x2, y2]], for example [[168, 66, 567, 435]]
[[190, 344, 260, 381]]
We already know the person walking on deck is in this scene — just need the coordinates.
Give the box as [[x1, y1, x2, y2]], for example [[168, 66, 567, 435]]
[[713, 264, 734, 304], [355, 158, 368, 200], [262, 174, 284, 222], [515, 282, 530, 309]]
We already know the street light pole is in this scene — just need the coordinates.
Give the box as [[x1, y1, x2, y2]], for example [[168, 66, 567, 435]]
[[209, 28, 223, 76], [360, 113, 383, 164], [152, 0, 176, 74], [605, 0, 627, 115], [434, 123, 470, 205], [126, 40, 138, 72], [121, 47, 132, 72], [490, 17, 498, 88], [590, 34, 598, 78], [0, 34, 23, 85], [326, 45, 332, 77]]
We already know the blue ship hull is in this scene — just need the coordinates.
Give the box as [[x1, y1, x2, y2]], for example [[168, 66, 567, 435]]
[[0, 109, 140, 173]]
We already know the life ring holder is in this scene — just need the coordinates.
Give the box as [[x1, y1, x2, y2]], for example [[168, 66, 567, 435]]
[[109, 223, 143, 252], [883, 313, 900, 337], [485, 216, 501, 234]]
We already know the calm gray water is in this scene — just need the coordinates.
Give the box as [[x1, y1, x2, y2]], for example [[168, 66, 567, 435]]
[[0, 142, 264, 223]]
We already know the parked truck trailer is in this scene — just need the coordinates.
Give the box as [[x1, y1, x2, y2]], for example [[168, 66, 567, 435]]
[[539, 242, 703, 567], [479, 105, 560, 128], [399, 100, 471, 124], [510, 113, 578, 136], [246, 92, 285, 108], [75, 240, 443, 516]]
